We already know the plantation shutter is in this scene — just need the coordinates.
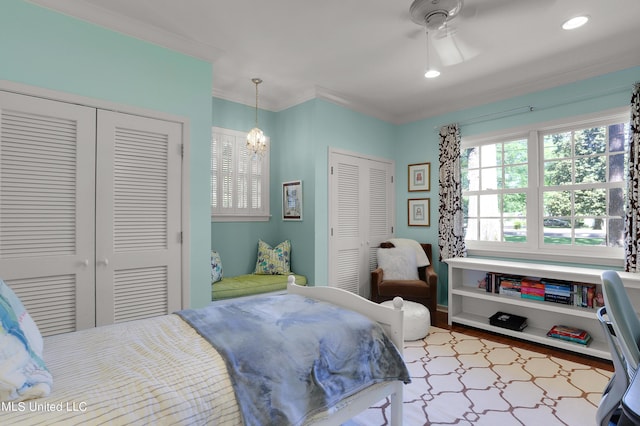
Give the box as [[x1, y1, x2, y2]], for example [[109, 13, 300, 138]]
[[95, 110, 182, 325], [0, 91, 96, 336]]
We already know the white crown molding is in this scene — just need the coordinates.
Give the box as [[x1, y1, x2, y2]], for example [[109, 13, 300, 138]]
[[27, 0, 222, 62]]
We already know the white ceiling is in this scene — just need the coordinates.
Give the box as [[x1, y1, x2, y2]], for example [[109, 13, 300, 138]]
[[29, 0, 640, 124]]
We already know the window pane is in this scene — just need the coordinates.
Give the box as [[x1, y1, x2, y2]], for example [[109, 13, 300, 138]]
[[544, 159, 572, 186], [466, 168, 479, 191], [543, 132, 571, 159], [504, 139, 527, 164], [504, 218, 526, 243], [504, 165, 527, 188], [575, 127, 606, 156], [479, 218, 500, 241], [609, 123, 628, 152], [609, 187, 624, 217], [479, 194, 500, 217], [465, 217, 478, 241], [575, 155, 606, 184], [609, 153, 626, 182], [608, 218, 624, 247], [575, 220, 605, 246], [543, 191, 571, 217], [480, 144, 500, 167], [575, 188, 606, 216], [481, 167, 501, 190]]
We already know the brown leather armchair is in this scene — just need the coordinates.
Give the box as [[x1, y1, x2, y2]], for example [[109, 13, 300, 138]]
[[371, 242, 438, 316]]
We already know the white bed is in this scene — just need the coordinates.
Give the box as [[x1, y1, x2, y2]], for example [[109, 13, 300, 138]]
[[0, 277, 406, 425]]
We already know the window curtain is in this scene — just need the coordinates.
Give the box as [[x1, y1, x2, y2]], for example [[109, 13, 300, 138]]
[[625, 83, 640, 272], [438, 124, 466, 260]]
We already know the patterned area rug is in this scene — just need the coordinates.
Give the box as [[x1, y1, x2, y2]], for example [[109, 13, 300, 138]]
[[348, 327, 612, 426]]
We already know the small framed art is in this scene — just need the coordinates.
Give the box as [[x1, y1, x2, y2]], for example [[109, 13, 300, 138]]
[[283, 180, 302, 221], [408, 162, 430, 192], [408, 198, 430, 226]]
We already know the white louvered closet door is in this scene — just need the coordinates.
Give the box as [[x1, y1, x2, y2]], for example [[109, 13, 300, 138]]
[[0, 92, 96, 336], [328, 150, 394, 297], [95, 110, 181, 326]]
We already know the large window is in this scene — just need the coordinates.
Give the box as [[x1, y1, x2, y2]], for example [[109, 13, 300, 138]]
[[211, 127, 270, 221], [461, 109, 629, 262]]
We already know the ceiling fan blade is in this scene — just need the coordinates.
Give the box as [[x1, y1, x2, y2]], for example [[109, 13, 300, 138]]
[[432, 31, 478, 66]]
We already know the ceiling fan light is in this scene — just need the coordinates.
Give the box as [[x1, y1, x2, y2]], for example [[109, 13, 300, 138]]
[[562, 16, 589, 30], [424, 69, 441, 79]]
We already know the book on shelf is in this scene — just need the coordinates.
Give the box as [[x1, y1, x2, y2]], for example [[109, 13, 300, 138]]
[[489, 311, 528, 331], [547, 325, 591, 345]]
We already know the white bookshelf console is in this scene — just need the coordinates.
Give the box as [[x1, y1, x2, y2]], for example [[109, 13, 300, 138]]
[[446, 257, 640, 360]]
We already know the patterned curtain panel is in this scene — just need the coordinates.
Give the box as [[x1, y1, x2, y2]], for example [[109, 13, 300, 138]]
[[625, 83, 640, 272], [438, 124, 466, 261]]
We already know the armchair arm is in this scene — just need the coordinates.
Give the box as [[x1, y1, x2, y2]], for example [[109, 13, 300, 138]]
[[425, 264, 438, 286], [371, 267, 384, 301]]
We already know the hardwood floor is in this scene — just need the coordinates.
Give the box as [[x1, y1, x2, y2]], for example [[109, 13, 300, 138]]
[[432, 309, 614, 372]]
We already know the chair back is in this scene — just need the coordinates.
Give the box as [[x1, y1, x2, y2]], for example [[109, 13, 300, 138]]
[[601, 270, 640, 379], [595, 306, 629, 426]]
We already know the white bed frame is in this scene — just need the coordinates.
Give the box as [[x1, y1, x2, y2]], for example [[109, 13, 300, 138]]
[[287, 276, 405, 426]]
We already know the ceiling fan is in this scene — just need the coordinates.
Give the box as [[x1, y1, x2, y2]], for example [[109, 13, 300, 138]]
[[409, 0, 476, 67], [408, 0, 556, 67]]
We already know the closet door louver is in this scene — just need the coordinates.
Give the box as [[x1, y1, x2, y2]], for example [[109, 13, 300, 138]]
[[0, 92, 96, 335], [95, 111, 181, 326], [333, 160, 361, 294], [329, 151, 394, 297]]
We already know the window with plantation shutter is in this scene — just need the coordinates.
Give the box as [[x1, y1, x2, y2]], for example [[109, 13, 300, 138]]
[[211, 127, 270, 221]]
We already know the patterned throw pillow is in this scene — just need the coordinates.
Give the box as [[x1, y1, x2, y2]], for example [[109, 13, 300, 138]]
[[211, 251, 223, 284], [0, 279, 52, 401], [254, 240, 291, 275]]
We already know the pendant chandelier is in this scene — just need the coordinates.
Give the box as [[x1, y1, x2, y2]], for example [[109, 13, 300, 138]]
[[246, 78, 267, 157]]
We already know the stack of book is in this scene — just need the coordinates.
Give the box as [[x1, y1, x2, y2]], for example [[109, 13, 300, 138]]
[[542, 279, 573, 305], [498, 276, 522, 297], [547, 325, 591, 345], [521, 277, 544, 301]]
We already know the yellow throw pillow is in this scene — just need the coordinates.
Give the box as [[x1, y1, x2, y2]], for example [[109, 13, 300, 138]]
[[254, 240, 291, 275]]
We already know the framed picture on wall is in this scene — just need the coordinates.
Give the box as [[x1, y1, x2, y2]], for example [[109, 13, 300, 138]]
[[283, 180, 303, 221], [408, 198, 430, 226], [408, 162, 430, 192]]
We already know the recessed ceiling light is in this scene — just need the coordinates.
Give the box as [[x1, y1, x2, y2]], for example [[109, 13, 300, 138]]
[[562, 16, 589, 30], [424, 69, 440, 78]]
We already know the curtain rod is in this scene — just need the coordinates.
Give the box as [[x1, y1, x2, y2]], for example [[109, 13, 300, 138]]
[[434, 83, 632, 131]]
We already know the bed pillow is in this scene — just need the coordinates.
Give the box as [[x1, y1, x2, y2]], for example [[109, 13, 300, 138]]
[[211, 251, 224, 284], [377, 246, 419, 280], [254, 240, 291, 275], [0, 279, 52, 401]]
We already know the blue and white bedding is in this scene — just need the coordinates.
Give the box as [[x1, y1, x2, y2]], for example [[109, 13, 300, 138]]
[[177, 293, 410, 426]]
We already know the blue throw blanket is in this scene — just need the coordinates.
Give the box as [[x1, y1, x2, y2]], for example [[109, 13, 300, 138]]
[[177, 293, 410, 426]]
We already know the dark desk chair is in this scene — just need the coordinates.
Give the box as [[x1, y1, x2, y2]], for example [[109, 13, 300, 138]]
[[371, 242, 438, 316]]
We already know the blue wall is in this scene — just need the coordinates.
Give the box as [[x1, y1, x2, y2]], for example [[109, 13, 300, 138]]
[[1, 0, 213, 308]]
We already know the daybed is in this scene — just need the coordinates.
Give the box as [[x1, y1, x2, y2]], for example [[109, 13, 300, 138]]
[[212, 273, 308, 300], [210, 240, 307, 300], [0, 276, 409, 425]]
